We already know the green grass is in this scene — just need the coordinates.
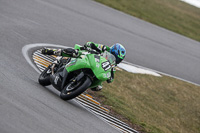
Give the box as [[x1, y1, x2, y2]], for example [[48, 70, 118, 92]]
[[90, 1, 200, 132], [95, 0, 200, 41], [88, 70, 200, 133]]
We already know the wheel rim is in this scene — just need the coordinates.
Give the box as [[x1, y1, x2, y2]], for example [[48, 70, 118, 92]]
[[65, 83, 74, 92], [63, 80, 82, 95]]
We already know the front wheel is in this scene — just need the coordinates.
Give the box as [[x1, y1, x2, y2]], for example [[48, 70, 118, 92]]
[[60, 76, 92, 100]]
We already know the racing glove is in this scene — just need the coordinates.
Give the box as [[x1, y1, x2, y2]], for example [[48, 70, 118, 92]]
[[41, 48, 54, 55], [102, 45, 107, 52], [85, 42, 101, 53]]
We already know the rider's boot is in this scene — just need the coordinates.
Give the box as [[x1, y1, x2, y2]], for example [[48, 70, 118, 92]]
[[41, 48, 55, 55], [91, 85, 102, 91]]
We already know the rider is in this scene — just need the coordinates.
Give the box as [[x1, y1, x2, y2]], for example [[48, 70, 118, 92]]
[[42, 42, 126, 91]]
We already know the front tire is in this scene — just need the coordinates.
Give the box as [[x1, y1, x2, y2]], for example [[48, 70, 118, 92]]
[[60, 76, 92, 100], [38, 65, 52, 86]]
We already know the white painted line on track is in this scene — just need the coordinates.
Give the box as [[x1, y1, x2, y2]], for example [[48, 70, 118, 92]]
[[122, 61, 200, 86], [22, 43, 70, 74], [118, 63, 162, 77]]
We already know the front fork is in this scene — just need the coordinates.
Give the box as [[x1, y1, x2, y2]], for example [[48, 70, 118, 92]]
[[51, 56, 63, 75], [51, 64, 56, 75]]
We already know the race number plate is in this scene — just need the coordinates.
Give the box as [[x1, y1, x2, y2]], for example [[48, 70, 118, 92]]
[[102, 61, 111, 71]]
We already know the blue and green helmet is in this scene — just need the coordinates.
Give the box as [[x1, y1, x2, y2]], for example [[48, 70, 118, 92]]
[[110, 43, 126, 64]]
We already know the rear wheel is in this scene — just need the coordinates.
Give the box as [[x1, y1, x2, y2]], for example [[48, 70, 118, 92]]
[[60, 76, 92, 100], [38, 65, 52, 86]]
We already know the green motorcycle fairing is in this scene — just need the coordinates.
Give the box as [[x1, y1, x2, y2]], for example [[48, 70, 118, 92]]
[[65, 44, 115, 88]]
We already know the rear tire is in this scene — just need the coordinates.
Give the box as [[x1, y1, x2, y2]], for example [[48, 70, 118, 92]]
[[60, 76, 92, 100], [38, 66, 52, 86]]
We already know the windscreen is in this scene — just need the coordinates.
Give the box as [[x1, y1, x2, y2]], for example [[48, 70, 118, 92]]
[[101, 51, 116, 66]]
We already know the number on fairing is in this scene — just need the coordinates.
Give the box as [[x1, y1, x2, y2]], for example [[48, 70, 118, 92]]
[[102, 61, 111, 71]]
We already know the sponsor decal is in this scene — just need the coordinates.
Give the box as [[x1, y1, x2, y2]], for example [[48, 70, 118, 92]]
[[94, 55, 100, 63], [106, 72, 111, 78], [54, 76, 59, 84], [96, 63, 100, 68], [103, 72, 111, 78], [103, 73, 107, 78]]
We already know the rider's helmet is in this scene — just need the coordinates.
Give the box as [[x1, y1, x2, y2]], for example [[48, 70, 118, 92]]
[[110, 43, 126, 64]]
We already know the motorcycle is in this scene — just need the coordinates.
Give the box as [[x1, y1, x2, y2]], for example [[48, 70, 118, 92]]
[[38, 44, 116, 100]]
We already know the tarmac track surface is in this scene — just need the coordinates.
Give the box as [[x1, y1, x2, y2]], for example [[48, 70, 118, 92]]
[[0, 0, 200, 133]]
